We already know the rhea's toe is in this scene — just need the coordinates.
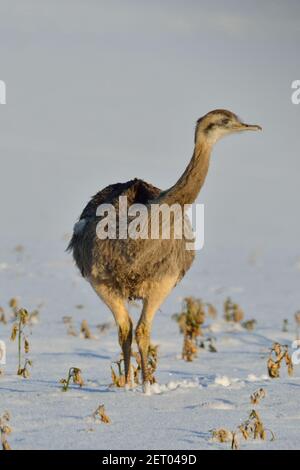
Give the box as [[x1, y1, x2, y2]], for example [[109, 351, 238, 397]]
[[143, 380, 151, 395]]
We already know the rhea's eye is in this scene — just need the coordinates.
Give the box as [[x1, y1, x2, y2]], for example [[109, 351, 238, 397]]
[[221, 118, 230, 125]]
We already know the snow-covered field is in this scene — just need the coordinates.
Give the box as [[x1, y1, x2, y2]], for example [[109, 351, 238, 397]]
[[1, 0, 300, 452], [1, 239, 300, 450]]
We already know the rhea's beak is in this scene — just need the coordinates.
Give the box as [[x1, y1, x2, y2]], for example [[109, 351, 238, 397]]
[[239, 122, 262, 131]]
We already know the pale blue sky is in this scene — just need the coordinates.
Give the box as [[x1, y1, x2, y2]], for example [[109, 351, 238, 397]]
[[0, 0, 299, 251]]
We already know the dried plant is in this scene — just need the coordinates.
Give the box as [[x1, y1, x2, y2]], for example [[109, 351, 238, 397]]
[[250, 388, 266, 405], [110, 356, 139, 387], [295, 311, 300, 339], [110, 358, 126, 387], [28, 310, 40, 326], [96, 322, 112, 334], [93, 404, 111, 424], [60, 367, 84, 391], [267, 343, 293, 378], [9, 298, 19, 319], [242, 319, 257, 331], [211, 428, 233, 443], [132, 343, 159, 385], [233, 305, 244, 322], [173, 297, 207, 361], [211, 409, 275, 450], [10, 308, 32, 377], [206, 303, 217, 319], [63, 316, 72, 323], [182, 338, 198, 362], [63, 316, 78, 336], [0, 307, 7, 325], [231, 432, 240, 450], [0, 412, 12, 450], [198, 337, 217, 353], [239, 410, 275, 441], [14, 244, 24, 254], [17, 359, 32, 378], [224, 298, 244, 323], [224, 297, 234, 322], [8, 298, 40, 325], [80, 320, 94, 339], [110, 344, 158, 387]]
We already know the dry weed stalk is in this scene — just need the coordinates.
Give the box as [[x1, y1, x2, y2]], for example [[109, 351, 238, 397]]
[[17, 359, 32, 378], [8, 298, 40, 325], [0, 307, 7, 325], [10, 308, 32, 377], [96, 322, 112, 334], [242, 319, 257, 331], [14, 244, 24, 256], [211, 409, 275, 450], [133, 343, 159, 384], [63, 316, 78, 336], [267, 343, 293, 378], [110, 358, 126, 388], [111, 344, 158, 387], [199, 337, 217, 353], [231, 432, 240, 450], [250, 388, 266, 405], [224, 298, 244, 323], [93, 404, 111, 424], [9, 298, 19, 319], [173, 297, 207, 361], [295, 311, 300, 339], [211, 428, 233, 443], [240, 410, 275, 441], [60, 367, 84, 391], [80, 320, 94, 339], [28, 310, 40, 326], [111, 355, 140, 387], [0, 412, 12, 450], [182, 338, 197, 362], [206, 303, 217, 319], [211, 427, 240, 450]]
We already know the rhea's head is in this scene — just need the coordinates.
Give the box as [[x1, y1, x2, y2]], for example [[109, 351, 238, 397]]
[[195, 109, 262, 145]]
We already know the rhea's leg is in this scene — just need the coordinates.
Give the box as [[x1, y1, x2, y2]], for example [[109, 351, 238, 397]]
[[91, 282, 133, 386], [136, 276, 177, 392]]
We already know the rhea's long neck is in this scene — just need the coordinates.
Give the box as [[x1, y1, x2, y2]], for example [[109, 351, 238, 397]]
[[156, 137, 212, 207]]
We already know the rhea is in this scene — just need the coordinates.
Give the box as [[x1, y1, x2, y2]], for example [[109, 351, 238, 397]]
[[68, 109, 261, 390]]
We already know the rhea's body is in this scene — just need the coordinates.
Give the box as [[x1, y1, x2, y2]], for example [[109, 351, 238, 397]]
[[69, 178, 195, 300], [68, 109, 261, 390]]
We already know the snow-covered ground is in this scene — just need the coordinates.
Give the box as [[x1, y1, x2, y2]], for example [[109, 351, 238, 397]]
[[1, 0, 300, 451], [1, 239, 300, 450]]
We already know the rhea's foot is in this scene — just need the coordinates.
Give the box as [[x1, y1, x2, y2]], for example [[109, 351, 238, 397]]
[[142, 380, 151, 395]]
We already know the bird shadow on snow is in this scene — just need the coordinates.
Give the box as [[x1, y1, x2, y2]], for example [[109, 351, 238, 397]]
[[39, 349, 111, 360], [0, 385, 34, 394], [183, 398, 234, 410], [171, 427, 210, 446], [167, 369, 201, 379], [33, 378, 113, 394]]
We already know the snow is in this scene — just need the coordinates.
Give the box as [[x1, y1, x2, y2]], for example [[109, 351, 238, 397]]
[[1, 240, 300, 450], [0, 0, 300, 451]]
